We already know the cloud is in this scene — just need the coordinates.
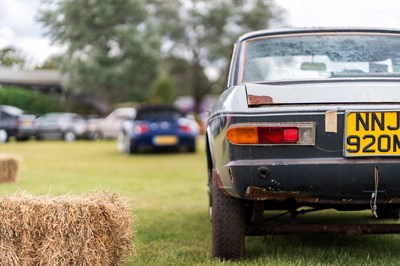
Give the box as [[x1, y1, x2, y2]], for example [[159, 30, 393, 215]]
[[0, 0, 55, 66], [277, 0, 400, 28], [3, 0, 400, 66], [0, 0, 43, 37], [0, 27, 16, 46]]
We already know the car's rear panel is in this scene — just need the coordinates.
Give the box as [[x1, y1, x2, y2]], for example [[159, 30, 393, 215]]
[[18, 114, 36, 138], [208, 83, 400, 208], [132, 120, 196, 151]]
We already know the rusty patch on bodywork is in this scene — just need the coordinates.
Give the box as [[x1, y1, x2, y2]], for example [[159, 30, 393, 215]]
[[212, 168, 224, 189], [244, 186, 319, 203], [247, 94, 273, 106]]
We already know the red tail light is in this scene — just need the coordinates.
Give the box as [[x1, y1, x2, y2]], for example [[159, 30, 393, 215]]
[[134, 124, 149, 134], [227, 123, 315, 145], [259, 127, 298, 144], [179, 125, 191, 133]]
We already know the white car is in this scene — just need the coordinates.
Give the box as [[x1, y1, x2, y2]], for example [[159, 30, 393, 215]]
[[87, 107, 136, 139]]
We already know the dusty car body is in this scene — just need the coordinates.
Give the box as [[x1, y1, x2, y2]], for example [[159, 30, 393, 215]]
[[206, 28, 400, 259]]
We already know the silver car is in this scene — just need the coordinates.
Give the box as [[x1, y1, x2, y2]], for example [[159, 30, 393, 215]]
[[35, 112, 87, 141]]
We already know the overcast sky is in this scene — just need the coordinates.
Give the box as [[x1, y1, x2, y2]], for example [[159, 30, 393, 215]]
[[2, 0, 400, 66], [0, 0, 60, 66], [277, 0, 400, 28]]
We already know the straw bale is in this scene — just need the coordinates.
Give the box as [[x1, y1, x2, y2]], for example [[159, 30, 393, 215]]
[[0, 192, 134, 266], [0, 154, 20, 183]]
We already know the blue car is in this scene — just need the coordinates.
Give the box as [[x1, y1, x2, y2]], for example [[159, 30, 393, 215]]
[[117, 105, 199, 154]]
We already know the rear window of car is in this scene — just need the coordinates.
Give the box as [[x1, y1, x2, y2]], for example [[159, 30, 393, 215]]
[[135, 107, 183, 121], [243, 33, 400, 82]]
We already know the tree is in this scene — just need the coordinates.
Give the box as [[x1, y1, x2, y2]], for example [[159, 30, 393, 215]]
[[164, 56, 209, 98], [0, 86, 61, 114], [35, 54, 63, 70], [0, 46, 26, 69], [149, 74, 176, 104], [148, 0, 284, 113], [38, 0, 161, 111]]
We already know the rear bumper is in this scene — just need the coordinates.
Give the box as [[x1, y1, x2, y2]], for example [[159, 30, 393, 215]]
[[17, 129, 35, 138], [6, 128, 35, 139], [222, 157, 400, 207]]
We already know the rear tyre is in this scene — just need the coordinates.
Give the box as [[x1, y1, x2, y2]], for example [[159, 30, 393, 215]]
[[63, 131, 77, 142], [90, 131, 102, 140], [117, 132, 126, 153], [188, 143, 196, 153], [0, 129, 8, 143], [211, 176, 245, 260], [377, 206, 400, 219], [117, 132, 136, 154], [127, 141, 137, 154]]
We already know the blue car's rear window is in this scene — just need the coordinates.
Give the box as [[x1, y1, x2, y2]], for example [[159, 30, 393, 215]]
[[136, 107, 183, 121]]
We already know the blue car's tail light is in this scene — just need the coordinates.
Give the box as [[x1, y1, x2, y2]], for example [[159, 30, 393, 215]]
[[179, 125, 191, 133], [134, 123, 149, 135]]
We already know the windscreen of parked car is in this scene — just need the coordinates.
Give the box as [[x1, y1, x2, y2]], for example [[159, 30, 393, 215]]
[[243, 33, 400, 82]]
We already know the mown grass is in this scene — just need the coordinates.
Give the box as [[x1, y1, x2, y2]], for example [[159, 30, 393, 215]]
[[1, 139, 400, 265]]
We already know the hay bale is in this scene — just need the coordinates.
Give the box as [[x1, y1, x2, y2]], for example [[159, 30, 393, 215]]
[[0, 154, 20, 183], [0, 192, 134, 266]]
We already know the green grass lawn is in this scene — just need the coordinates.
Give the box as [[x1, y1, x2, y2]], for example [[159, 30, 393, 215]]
[[1, 139, 400, 265]]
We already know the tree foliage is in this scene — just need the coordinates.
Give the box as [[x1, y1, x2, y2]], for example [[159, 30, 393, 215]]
[[35, 54, 63, 70], [38, 0, 161, 109], [0, 46, 26, 69], [149, 74, 176, 104], [164, 56, 209, 97], [149, 0, 283, 112], [38, 0, 283, 113], [0, 86, 61, 114]]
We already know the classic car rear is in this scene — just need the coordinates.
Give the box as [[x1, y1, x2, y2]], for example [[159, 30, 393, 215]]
[[118, 105, 199, 153], [206, 28, 400, 259]]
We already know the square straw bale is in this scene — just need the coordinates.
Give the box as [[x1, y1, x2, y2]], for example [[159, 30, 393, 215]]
[[0, 154, 20, 183], [0, 192, 135, 266]]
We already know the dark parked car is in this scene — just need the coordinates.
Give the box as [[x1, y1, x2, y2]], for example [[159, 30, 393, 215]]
[[0, 105, 36, 142], [35, 112, 88, 141], [118, 105, 199, 153], [206, 28, 400, 259]]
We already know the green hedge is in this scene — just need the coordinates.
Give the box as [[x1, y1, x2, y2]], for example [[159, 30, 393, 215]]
[[0, 86, 62, 114]]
